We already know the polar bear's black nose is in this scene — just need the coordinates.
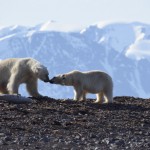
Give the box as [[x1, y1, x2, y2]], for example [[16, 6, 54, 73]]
[[49, 79, 54, 84], [44, 80, 49, 83]]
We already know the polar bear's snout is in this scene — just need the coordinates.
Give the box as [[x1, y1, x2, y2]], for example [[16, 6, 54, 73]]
[[43, 75, 50, 82], [49, 77, 56, 84], [49, 80, 53, 83], [49, 76, 65, 85], [49, 79, 54, 84]]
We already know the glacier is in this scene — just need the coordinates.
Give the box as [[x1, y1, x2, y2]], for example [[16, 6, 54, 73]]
[[0, 21, 150, 99]]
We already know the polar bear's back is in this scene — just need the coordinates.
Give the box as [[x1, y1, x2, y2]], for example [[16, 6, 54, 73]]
[[0, 58, 39, 70], [0, 58, 36, 84], [70, 70, 112, 83], [78, 70, 111, 81]]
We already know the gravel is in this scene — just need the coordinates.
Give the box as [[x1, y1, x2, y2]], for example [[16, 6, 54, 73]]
[[0, 96, 150, 150]]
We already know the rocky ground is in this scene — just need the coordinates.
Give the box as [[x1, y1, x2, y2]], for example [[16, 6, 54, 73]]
[[0, 96, 150, 150]]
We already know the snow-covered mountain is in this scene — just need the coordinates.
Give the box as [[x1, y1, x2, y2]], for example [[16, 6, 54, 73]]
[[0, 21, 150, 99]]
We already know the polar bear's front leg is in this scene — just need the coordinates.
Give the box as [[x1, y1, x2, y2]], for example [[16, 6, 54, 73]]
[[26, 79, 42, 97], [94, 92, 104, 104], [79, 92, 87, 101], [73, 86, 83, 101], [7, 74, 19, 95]]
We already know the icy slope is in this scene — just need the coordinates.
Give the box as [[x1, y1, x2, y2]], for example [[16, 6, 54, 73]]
[[0, 21, 150, 98]]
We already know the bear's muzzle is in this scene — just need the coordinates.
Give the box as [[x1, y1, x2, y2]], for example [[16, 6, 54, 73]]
[[49, 79, 54, 84]]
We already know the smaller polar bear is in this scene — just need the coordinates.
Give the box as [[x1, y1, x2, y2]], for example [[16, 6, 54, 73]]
[[50, 70, 113, 104], [0, 58, 50, 97]]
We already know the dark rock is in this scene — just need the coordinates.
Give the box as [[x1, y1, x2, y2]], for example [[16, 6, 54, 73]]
[[0, 96, 150, 149]]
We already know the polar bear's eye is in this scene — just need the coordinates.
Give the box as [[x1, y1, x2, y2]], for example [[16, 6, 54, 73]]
[[62, 75, 66, 80]]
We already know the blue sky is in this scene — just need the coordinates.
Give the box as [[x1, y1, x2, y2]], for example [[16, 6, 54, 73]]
[[0, 0, 150, 27]]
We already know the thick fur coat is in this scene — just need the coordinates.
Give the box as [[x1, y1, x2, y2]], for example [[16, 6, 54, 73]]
[[50, 70, 113, 103], [0, 58, 49, 97]]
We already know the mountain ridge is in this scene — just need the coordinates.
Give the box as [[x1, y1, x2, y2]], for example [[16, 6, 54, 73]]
[[0, 21, 150, 98]]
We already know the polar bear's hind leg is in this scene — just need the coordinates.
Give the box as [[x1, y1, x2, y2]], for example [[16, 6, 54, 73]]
[[94, 91, 104, 104]]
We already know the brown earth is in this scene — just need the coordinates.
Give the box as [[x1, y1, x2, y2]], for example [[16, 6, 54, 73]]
[[0, 96, 150, 150]]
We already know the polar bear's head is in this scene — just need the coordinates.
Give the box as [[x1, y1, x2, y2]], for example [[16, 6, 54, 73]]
[[32, 64, 49, 82], [50, 74, 73, 86]]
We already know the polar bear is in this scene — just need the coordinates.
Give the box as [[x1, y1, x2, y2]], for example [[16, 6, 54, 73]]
[[0, 58, 50, 97], [50, 70, 113, 103]]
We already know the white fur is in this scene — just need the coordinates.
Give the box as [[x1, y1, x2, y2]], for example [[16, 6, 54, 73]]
[[0, 58, 49, 97], [51, 70, 113, 104]]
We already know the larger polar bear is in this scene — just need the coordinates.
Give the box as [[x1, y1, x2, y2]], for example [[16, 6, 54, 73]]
[[0, 58, 49, 97], [50, 70, 113, 104]]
